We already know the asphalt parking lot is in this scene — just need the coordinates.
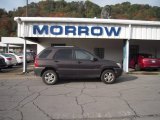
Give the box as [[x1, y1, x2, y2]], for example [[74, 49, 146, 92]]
[[0, 68, 160, 120]]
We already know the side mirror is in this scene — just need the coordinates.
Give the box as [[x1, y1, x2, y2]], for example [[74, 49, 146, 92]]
[[92, 57, 98, 61]]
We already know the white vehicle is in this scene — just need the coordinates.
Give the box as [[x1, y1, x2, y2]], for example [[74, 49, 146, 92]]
[[26, 52, 34, 62], [17, 52, 34, 62], [0, 53, 17, 67], [7, 53, 23, 64]]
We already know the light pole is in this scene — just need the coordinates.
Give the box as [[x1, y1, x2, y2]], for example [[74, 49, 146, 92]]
[[23, 0, 28, 73], [26, 0, 28, 16]]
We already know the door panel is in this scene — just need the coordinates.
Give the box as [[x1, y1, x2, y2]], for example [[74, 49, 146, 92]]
[[74, 49, 101, 78], [76, 60, 101, 77], [54, 49, 77, 77], [54, 60, 77, 77]]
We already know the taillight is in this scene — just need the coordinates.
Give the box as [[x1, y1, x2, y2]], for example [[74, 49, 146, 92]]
[[34, 56, 39, 67], [142, 59, 145, 63], [7, 58, 12, 61], [142, 59, 148, 63]]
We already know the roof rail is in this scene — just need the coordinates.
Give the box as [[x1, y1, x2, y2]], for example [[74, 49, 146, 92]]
[[53, 46, 74, 47]]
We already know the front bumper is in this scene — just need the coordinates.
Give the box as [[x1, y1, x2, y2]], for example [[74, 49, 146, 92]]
[[114, 68, 123, 77], [0, 65, 7, 69]]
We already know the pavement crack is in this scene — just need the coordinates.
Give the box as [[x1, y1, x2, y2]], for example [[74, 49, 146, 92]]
[[17, 87, 53, 119], [140, 113, 160, 118], [10, 87, 49, 110], [20, 111, 23, 120], [33, 101, 53, 120], [18, 109, 24, 120], [82, 82, 86, 95], [75, 96, 84, 117], [20, 93, 40, 108], [13, 93, 36, 110], [45, 92, 73, 97], [20, 87, 50, 108], [118, 91, 139, 118], [27, 86, 31, 92], [74, 82, 86, 118]]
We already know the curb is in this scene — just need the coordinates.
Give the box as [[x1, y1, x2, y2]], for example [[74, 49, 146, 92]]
[[128, 71, 160, 75]]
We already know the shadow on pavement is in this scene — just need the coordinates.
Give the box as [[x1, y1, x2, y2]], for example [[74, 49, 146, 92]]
[[0, 63, 34, 74], [0, 65, 22, 73], [56, 74, 138, 85], [57, 78, 100, 85], [115, 74, 138, 84]]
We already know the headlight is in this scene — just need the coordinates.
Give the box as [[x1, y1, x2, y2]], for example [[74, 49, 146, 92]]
[[116, 63, 121, 68]]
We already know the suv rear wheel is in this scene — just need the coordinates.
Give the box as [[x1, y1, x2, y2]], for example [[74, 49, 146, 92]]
[[42, 70, 58, 85], [101, 70, 116, 84]]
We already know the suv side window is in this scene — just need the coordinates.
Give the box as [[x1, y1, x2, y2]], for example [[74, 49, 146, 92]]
[[39, 50, 52, 58], [54, 49, 73, 60], [75, 50, 94, 60]]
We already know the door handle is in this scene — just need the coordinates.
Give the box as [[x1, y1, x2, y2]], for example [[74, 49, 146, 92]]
[[54, 60, 59, 62], [78, 61, 82, 64]]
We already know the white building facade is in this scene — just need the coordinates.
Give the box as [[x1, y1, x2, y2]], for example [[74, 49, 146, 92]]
[[14, 17, 160, 72]]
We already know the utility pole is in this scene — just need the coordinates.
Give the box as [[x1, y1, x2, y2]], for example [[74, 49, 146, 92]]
[[26, 0, 28, 16]]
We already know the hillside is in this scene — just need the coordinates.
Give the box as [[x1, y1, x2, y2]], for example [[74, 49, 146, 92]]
[[0, 0, 160, 37]]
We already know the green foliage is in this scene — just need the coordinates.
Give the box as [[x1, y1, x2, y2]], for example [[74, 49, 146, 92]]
[[0, 9, 7, 17], [111, 2, 160, 20], [0, 28, 9, 37], [0, 1, 160, 37]]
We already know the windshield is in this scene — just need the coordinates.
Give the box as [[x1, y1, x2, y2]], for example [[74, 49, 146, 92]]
[[0, 53, 11, 57], [141, 54, 154, 58]]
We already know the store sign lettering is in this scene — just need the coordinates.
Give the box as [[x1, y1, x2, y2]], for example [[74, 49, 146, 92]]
[[33, 25, 121, 36]]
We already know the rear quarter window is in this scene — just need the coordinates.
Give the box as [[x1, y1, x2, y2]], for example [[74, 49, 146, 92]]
[[54, 49, 73, 60], [39, 50, 52, 58]]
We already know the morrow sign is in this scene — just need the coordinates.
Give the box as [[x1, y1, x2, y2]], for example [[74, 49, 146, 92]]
[[33, 25, 121, 37]]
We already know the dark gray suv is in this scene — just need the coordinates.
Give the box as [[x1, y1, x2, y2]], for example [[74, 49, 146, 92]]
[[34, 46, 122, 85]]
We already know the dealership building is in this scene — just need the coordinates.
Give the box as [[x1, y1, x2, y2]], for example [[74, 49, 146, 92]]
[[13, 17, 160, 72]]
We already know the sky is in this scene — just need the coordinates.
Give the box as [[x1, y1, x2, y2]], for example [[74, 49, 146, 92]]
[[0, 0, 160, 12]]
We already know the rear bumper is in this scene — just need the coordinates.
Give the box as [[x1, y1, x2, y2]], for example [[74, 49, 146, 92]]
[[114, 68, 123, 77], [143, 66, 160, 69], [0, 65, 7, 69], [34, 67, 45, 76], [141, 64, 160, 69]]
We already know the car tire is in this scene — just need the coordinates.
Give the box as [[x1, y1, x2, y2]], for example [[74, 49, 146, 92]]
[[8, 65, 13, 68], [42, 70, 58, 85], [135, 64, 141, 71], [101, 70, 116, 84]]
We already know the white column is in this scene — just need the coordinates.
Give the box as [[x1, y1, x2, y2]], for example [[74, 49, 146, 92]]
[[123, 24, 132, 73], [6, 44, 10, 53], [23, 38, 27, 73], [123, 40, 129, 72]]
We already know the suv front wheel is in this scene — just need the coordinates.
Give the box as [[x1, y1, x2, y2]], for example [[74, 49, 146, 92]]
[[101, 70, 116, 84], [42, 70, 58, 85]]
